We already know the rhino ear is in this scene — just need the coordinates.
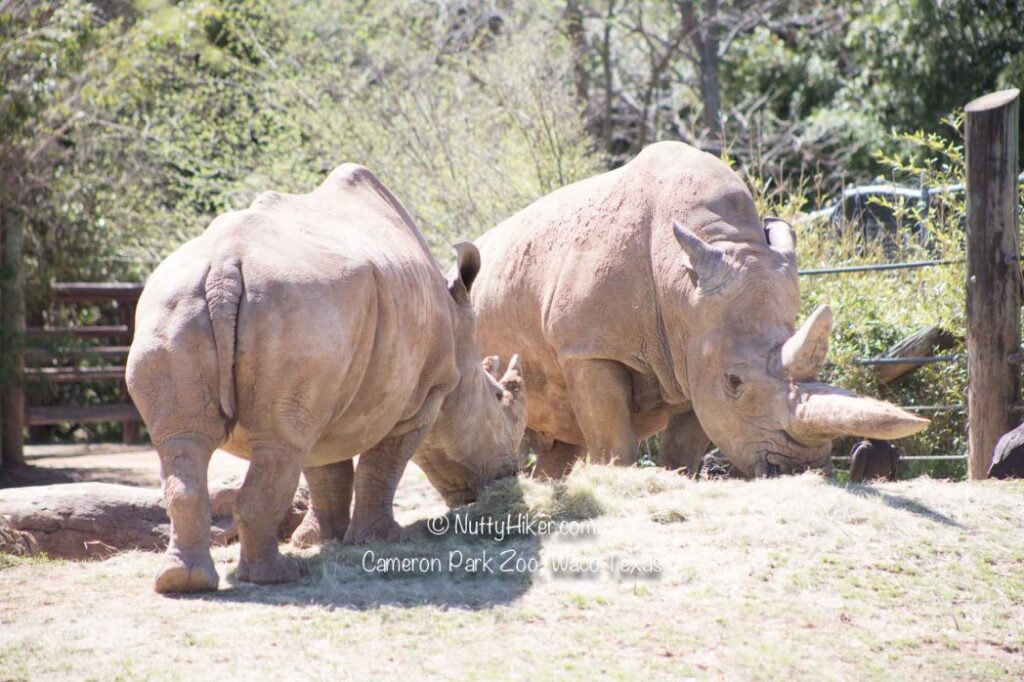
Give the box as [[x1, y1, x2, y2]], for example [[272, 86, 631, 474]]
[[764, 217, 797, 270], [482, 355, 502, 379], [448, 242, 481, 304], [672, 221, 738, 294]]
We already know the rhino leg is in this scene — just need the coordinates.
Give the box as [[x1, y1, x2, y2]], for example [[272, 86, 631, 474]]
[[563, 359, 638, 465], [154, 435, 218, 594], [234, 445, 304, 585], [531, 439, 583, 479], [291, 459, 354, 548], [345, 428, 425, 544], [659, 411, 711, 477]]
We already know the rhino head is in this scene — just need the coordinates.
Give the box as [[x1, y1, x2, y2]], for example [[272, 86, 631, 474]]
[[414, 243, 528, 505], [672, 217, 929, 478]]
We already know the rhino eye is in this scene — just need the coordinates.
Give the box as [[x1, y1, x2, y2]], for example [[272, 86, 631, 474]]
[[725, 373, 744, 395]]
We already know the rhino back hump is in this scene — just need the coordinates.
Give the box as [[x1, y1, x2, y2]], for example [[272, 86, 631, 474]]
[[138, 170, 459, 458], [473, 142, 762, 404]]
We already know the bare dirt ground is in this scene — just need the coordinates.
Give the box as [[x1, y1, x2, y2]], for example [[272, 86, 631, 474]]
[[0, 445, 247, 489], [1, 447, 1023, 680]]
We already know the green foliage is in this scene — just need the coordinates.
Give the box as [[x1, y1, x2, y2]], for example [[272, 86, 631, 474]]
[[771, 123, 972, 477], [2, 1, 1020, 475], [67, 0, 597, 267]]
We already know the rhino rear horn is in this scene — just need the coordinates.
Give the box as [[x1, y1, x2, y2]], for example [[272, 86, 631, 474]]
[[672, 221, 738, 293], [448, 242, 481, 304], [780, 305, 833, 380]]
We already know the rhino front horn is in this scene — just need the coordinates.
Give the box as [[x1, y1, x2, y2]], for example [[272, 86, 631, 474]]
[[780, 305, 833, 380], [788, 383, 930, 441]]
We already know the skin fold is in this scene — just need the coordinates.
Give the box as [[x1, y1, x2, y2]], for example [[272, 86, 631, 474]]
[[127, 165, 526, 593], [469, 141, 928, 479]]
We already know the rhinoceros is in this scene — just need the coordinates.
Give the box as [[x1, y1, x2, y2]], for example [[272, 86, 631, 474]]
[[127, 164, 526, 593], [469, 141, 928, 479]]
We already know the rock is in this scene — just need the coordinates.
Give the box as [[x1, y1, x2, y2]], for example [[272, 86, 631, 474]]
[[0, 479, 308, 560], [990, 424, 1024, 479], [0, 513, 39, 556], [849, 439, 900, 483]]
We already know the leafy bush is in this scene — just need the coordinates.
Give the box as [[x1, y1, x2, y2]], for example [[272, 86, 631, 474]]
[[763, 121, 975, 478], [9, 0, 600, 441], [4, 1, 1017, 475]]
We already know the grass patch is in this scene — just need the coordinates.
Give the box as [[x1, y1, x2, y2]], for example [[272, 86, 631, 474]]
[[1, 467, 1023, 679]]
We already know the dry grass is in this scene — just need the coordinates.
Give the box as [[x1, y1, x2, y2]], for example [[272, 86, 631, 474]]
[[2, 466, 1023, 680]]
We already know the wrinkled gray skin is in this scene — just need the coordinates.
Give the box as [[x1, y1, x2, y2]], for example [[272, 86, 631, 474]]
[[127, 165, 526, 593], [470, 141, 928, 479]]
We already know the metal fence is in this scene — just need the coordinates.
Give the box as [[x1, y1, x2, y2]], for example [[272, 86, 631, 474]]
[[793, 176, 1023, 466]]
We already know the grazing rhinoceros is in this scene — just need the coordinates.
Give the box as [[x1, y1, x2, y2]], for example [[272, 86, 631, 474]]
[[127, 164, 526, 593], [469, 141, 928, 479]]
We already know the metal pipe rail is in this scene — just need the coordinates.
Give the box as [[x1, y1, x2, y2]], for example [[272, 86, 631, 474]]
[[831, 454, 967, 462], [799, 259, 960, 276], [852, 354, 963, 366]]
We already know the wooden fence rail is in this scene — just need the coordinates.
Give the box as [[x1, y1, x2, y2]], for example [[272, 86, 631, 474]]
[[1, 282, 143, 466]]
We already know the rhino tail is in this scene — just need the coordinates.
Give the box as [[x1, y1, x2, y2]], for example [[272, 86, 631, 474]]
[[205, 258, 244, 421]]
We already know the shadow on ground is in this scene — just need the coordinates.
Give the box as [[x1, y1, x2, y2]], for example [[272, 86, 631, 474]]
[[0, 463, 155, 488], [839, 482, 964, 528], [176, 480, 548, 610]]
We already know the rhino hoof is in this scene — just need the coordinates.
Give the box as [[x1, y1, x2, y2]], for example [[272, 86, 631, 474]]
[[154, 551, 219, 594], [290, 512, 348, 548], [236, 553, 302, 585]]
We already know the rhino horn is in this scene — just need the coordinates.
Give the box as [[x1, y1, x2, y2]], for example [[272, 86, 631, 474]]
[[500, 354, 523, 391], [499, 355, 525, 402], [788, 383, 930, 441], [672, 221, 738, 293], [764, 217, 796, 262], [780, 304, 833, 380]]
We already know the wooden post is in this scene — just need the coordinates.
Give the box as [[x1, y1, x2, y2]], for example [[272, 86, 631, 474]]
[[0, 210, 27, 466], [0, 221, 4, 471], [965, 88, 1021, 481]]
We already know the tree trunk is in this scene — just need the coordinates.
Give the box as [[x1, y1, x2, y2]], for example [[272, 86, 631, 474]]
[[1, 208, 26, 467], [601, 0, 617, 156], [563, 0, 590, 103], [697, 0, 722, 147]]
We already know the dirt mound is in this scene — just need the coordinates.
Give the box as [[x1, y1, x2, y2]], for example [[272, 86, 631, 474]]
[[0, 478, 308, 560]]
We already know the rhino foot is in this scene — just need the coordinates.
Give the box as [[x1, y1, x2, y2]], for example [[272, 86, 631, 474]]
[[154, 551, 219, 594], [290, 516, 323, 548], [343, 515, 402, 544], [236, 553, 302, 585], [290, 510, 348, 548]]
